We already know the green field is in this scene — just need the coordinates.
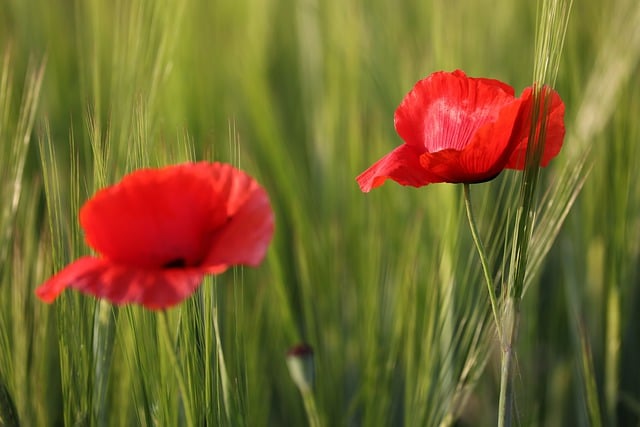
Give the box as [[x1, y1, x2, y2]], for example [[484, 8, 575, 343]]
[[1, 0, 640, 425]]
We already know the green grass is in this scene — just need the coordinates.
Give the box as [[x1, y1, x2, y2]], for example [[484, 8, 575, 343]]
[[1, 0, 640, 425]]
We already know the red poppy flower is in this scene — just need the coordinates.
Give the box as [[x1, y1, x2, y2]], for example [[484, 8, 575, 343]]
[[35, 162, 275, 310], [356, 70, 565, 192]]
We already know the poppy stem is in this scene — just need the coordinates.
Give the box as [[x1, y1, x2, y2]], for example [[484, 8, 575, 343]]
[[462, 183, 501, 338], [92, 300, 116, 427], [158, 311, 195, 427], [498, 296, 519, 427], [301, 388, 323, 427], [212, 300, 233, 423]]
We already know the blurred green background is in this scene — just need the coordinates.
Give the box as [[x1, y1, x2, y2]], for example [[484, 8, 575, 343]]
[[1, 0, 639, 425]]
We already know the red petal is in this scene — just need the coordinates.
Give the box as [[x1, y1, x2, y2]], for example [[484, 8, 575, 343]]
[[356, 144, 447, 191], [80, 163, 228, 268], [506, 87, 566, 169], [35, 256, 205, 309], [419, 95, 525, 182], [394, 70, 516, 152], [35, 257, 105, 302], [202, 164, 275, 269]]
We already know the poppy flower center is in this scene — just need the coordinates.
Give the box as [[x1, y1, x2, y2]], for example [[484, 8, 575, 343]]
[[162, 258, 188, 269]]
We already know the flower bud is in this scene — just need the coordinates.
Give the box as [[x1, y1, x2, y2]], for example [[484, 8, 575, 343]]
[[286, 343, 314, 393]]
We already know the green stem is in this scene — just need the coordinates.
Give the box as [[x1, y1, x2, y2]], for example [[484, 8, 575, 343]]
[[301, 389, 322, 427], [158, 311, 194, 427], [92, 300, 116, 427], [212, 301, 233, 423], [498, 296, 519, 427], [462, 184, 501, 338]]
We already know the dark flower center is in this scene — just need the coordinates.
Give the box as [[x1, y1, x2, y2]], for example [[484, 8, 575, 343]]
[[163, 258, 187, 269], [467, 170, 503, 184]]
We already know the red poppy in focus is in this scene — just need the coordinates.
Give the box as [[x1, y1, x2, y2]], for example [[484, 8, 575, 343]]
[[35, 162, 275, 310], [356, 70, 565, 192]]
